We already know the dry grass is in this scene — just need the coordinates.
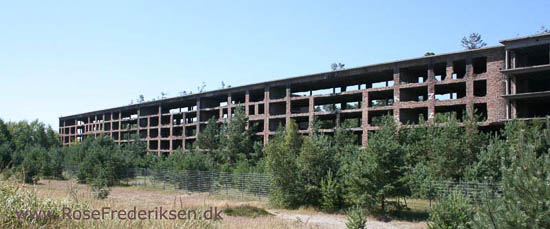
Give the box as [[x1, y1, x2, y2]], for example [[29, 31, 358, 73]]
[[5, 179, 427, 229], [15, 179, 321, 229]]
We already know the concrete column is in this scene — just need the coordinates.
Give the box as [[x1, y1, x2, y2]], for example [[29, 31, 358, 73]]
[[245, 90, 250, 117], [118, 112, 121, 145], [64, 120, 68, 146], [393, 67, 401, 124], [361, 91, 369, 147], [227, 94, 232, 118], [109, 112, 113, 138], [157, 105, 162, 155], [169, 114, 174, 152], [427, 64, 435, 121], [510, 51, 516, 69], [465, 57, 474, 115], [94, 115, 97, 137], [136, 109, 140, 136], [196, 99, 201, 135], [308, 96, 315, 134], [511, 101, 517, 119], [147, 117, 150, 151], [446, 59, 453, 82], [182, 112, 186, 149], [511, 75, 517, 94], [285, 86, 291, 127], [263, 87, 270, 146]]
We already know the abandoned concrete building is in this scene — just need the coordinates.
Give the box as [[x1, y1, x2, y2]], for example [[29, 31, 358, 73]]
[[59, 33, 550, 154]]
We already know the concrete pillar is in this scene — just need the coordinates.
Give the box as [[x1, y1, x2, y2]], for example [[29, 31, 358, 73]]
[[227, 94, 232, 118], [147, 117, 150, 151], [309, 96, 315, 135], [196, 99, 201, 135], [118, 112, 121, 145], [393, 67, 401, 124], [361, 90, 369, 147], [263, 87, 270, 146], [136, 109, 140, 136], [510, 51, 516, 69], [465, 57, 474, 115], [446, 59, 454, 82], [245, 90, 250, 118], [158, 105, 162, 155], [427, 64, 435, 121], [182, 112, 186, 149], [169, 114, 174, 151], [285, 86, 291, 127], [94, 115, 97, 137]]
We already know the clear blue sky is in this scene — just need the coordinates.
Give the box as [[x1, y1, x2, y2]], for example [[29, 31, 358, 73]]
[[1, 0, 549, 129]]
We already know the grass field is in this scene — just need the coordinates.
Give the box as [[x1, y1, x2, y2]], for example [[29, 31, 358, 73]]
[[2, 178, 427, 229]]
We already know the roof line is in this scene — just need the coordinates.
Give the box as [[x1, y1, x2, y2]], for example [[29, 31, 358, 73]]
[[500, 33, 550, 44], [60, 45, 504, 120]]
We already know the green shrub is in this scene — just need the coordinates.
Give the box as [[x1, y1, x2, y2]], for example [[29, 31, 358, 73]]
[[0, 182, 86, 227], [223, 205, 272, 218], [427, 191, 473, 229], [321, 170, 341, 213], [90, 178, 110, 199], [346, 205, 367, 229]]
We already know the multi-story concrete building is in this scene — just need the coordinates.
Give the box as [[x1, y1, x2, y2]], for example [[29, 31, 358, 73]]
[[59, 34, 550, 154]]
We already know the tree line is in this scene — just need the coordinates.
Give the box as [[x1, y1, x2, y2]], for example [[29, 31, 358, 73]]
[[1, 107, 549, 227]]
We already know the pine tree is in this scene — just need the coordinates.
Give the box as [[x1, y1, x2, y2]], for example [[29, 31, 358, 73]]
[[197, 117, 220, 153], [346, 115, 405, 211], [265, 120, 304, 208], [219, 106, 255, 169], [298, 133, 332, 205], [472, 121, 550, 229]]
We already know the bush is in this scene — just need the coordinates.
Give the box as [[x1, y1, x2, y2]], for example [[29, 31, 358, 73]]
[[15, 146, 45, 184], [0, 182, 86, 227], [346, 205, 367, 229], [90, 178, 110, 199], [427, 191, 473, 229], [321, 170, 342, 213], [76, 135, 126, 186], [223, 205, 272, 218]]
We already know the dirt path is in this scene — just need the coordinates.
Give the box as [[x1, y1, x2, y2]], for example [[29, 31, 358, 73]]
[[270, 210, 426, 229]]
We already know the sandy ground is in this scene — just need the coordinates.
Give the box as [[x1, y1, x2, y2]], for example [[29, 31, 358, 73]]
[[271, 210, 426, 229]]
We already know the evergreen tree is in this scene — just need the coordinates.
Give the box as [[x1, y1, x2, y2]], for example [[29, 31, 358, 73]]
[[346, 115, 405, 211], [321, 170, 342, 213], [219, 106, 255, 169], [298, 133, 332, 205], [265, 120, 304, 208], [472, 120, 550, 229], [197, 117, 220, 152]]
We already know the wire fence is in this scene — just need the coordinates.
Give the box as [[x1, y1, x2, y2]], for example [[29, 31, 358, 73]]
[[64, 167, 272, 200], [427, 180, 501, 207], [63, 166, 501, 205]]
